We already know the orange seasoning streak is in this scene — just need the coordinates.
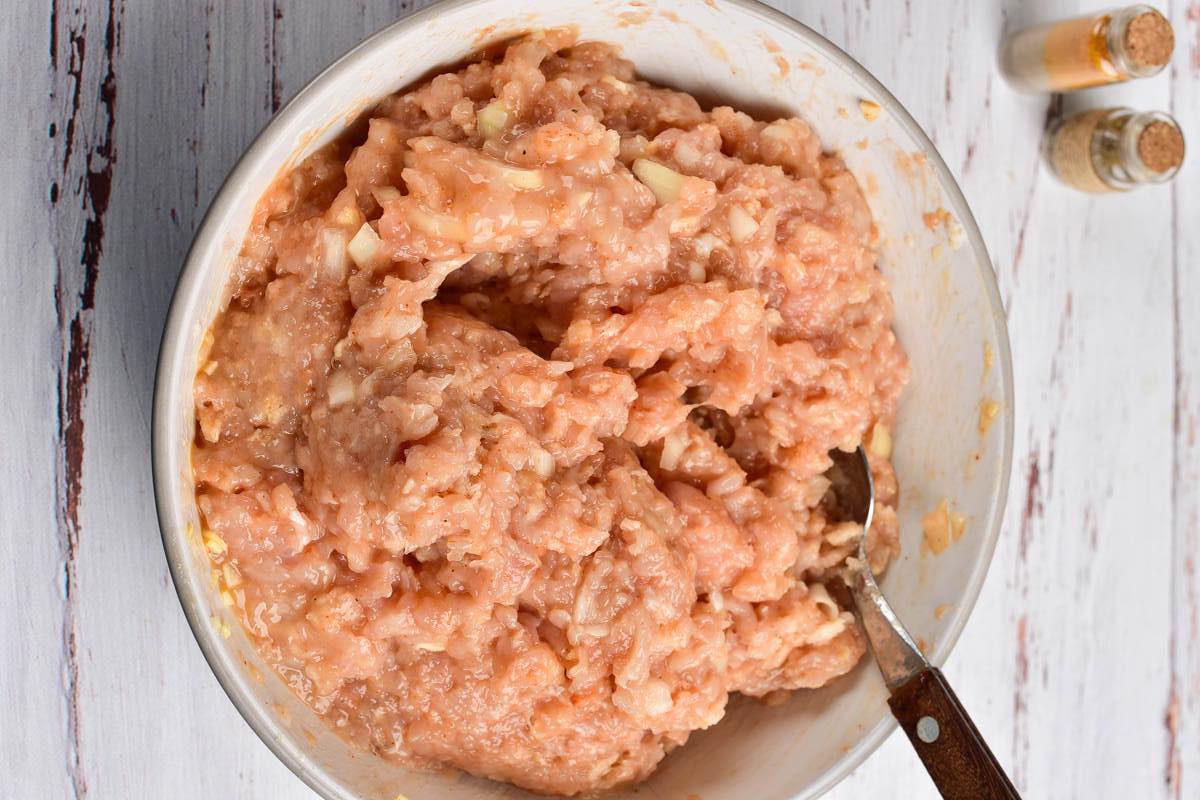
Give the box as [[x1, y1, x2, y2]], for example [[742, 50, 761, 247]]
[[1000, 5, 1174, 92], [1041, 14, 1118, 88]]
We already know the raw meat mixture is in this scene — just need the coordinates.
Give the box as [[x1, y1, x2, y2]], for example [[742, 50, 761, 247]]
[[192, 30, 908, 796]]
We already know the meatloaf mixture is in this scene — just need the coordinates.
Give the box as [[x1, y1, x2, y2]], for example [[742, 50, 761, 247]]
[[192, 29, 908, 796]]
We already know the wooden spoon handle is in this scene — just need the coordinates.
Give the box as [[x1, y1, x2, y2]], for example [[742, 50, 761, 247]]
[[888, 667, 1022, 800]]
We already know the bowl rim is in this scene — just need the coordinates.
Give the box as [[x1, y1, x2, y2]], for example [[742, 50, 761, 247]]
[[152, 1, 1015, 798]]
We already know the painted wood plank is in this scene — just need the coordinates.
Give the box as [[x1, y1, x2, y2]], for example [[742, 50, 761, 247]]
[[970, 0, 1177, 793], [52, 1, 305, 797], [54, 2, 437, 797], [0, 3, 74, 798], [1167, 3, 1200, 797]]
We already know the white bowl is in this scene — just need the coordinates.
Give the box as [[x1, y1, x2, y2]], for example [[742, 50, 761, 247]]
[[153, 1, 1014, 798]]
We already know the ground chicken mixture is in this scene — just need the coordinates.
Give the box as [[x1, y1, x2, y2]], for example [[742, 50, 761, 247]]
[[192, 30, 908, 796]]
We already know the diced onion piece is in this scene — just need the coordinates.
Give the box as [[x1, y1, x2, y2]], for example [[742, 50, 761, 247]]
[[198, 415, 221, 444], [709, 590, 724, 612], [476, 99, 509, 139], [669, 215, 702, 236], [708, 469, 743, 496], [347, 222, 383, 268], [868, 421, 892, 459], [532, 449, 555, 479], [728, 204, 759, 243], [632, 158, 685, 204], [825, 521, 862, 546], [760, 121, 792, 142], [334, 204, 363, 228], [408, 206, 469, 241], [321, 228, 349, 280], [332, 336, 350, 360], [371, 185, 402, 205], [640, 679, 675, 716], [692, 233, 723, 258], [485, 158, 544, 190], [601, 75, 631, 93], [659, 428, 687, 470], [202, 530, 227, 556], [809, 616, 848, 644], [327, 370, 356, 408], [807, 582, 840, 620], [198, 330, 215, 365]]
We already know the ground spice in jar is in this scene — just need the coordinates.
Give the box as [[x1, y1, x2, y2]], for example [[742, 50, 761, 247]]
[[1001, 5, 1174, 92], [1048, 110, 1113, 193], [1046, 108, 1185, 193]]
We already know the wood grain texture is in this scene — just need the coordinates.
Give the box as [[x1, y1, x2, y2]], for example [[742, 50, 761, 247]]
[[2, 1, 1196, 798], [0, 3, 72, 799], [1167, 4, 1200, 798], [887, 669, 1020, 800]]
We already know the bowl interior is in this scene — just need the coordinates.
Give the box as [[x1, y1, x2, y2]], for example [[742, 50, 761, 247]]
[[154, 1, 1013, 798]]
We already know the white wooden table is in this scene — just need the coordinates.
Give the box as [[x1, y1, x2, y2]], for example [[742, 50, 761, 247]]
[[3, 1, 1197, 797]]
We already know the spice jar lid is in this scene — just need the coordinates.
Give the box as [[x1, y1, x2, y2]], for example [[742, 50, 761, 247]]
[[1125, 10, 1174, 68], [1137, 120, 1185, 174], [1112, 7, 1175, 77], [1116, 110, 1186, 186]]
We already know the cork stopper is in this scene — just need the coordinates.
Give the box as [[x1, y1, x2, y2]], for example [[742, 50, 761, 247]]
[[1124, 10, 1174, 69], [1137, 120, 1185, 173]]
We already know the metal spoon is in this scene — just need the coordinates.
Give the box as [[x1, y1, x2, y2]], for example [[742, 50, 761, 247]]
[[826, 446, 1021, 800]]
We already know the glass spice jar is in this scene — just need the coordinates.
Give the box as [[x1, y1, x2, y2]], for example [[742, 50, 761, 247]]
[[1000, 5, 1174, 92], [1045, 108, 1185, 193]]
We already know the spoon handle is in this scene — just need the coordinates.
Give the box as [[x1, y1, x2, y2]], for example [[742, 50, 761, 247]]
[[888, 667, 1022, 800]]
